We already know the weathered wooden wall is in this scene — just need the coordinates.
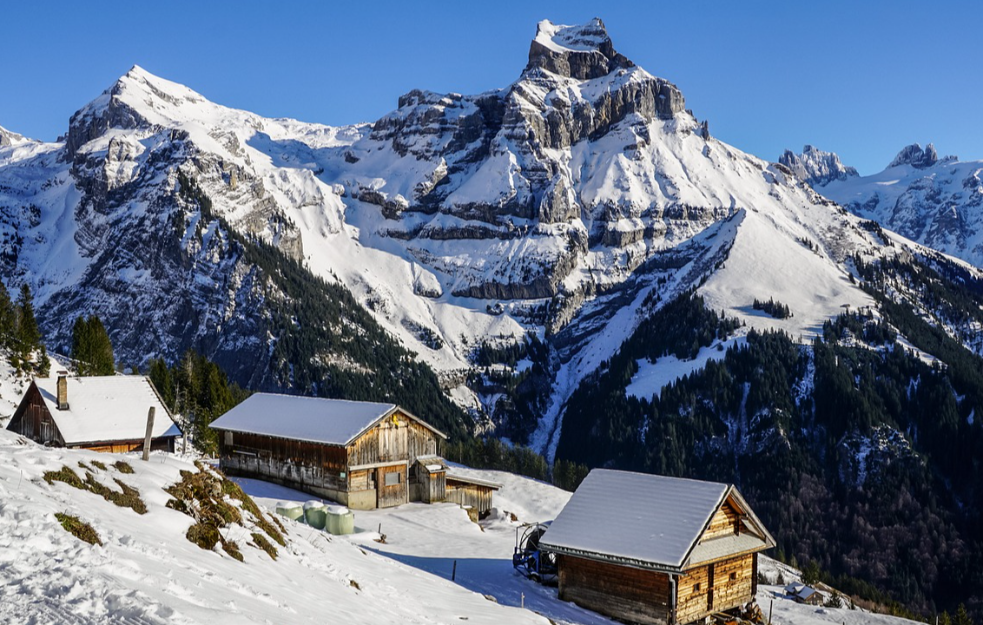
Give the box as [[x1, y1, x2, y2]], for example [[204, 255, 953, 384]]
[[82, 438, 173, 453], [557, 555, 671, 625], [446, 481, 494, 516], [703, 499, 741, 540], [218, 431, 349, 495], [676, 553, 755, 624], [348, 413, 440, 467], [6, 384, 64, 446]]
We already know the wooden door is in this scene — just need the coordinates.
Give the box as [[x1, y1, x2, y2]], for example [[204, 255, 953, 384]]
[[376, 464, 408, 508]]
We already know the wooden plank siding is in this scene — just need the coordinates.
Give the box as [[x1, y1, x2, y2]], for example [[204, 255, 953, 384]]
[[676, 553, 755, 624], [81, 438, 173, 453], [558, 555, 672, 625], [7, 384, 65, 447], [703, 499, 741, 540], [445, 481, 495, 517]]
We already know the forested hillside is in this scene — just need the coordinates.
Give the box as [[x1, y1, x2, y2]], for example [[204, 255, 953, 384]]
[[556, 278, 983, 618]]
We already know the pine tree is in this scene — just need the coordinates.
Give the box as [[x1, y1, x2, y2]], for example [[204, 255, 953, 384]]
[[71, 315, 115, 376], [15, 284, 41, 371], [953, 604, 973, 625]]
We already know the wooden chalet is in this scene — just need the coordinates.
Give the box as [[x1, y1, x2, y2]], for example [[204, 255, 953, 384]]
[[6, 373, 181, 452], [210, 394, 451, 510], [540, 469, 775, 625]]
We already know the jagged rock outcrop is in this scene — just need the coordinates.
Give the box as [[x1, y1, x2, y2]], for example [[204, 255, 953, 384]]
[[808, 143, 983, 268], [779, 144, 858, 187], [888, 143, 939, 169]]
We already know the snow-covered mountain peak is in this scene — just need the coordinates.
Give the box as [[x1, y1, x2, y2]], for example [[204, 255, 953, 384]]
[[888, 142, 939, 169], [779, 144, 858, 187], [0, 124, 32, 148], [533, 18, 611, 53], [527, 18, 634, 80]]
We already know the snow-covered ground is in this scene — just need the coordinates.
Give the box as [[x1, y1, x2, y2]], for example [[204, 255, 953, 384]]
[[0, 432, 927, 625], [626, 336, 745, 400]]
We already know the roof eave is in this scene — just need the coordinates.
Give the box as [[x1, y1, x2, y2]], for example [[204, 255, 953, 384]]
[[541, 543, 685, 575]]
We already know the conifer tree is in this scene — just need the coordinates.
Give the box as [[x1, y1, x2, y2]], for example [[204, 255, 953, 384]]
[[15, 284, 41, 371], [71, 315, 115, 376], [953, 604, 973, 625]]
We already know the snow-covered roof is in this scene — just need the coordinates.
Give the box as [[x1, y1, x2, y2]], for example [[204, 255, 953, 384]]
[[446, 473, 502, 490], [32, 376, 180, 445], [540, 469, 771, 572], [209, 393, 446, 446]]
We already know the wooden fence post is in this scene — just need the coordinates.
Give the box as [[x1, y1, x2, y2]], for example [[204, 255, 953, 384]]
[[142, 407, 155, 461]]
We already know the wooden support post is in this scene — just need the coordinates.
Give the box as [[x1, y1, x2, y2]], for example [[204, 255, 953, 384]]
[[452, 559, 457, 581], [142, 407, 155, 461], [768, 599, 773, 625]]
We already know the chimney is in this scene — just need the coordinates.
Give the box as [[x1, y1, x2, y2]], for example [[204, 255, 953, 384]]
[[56, 371, 69, 410]]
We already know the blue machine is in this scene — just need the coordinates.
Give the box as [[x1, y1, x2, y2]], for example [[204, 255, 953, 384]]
[[512, 521, 557, 584]]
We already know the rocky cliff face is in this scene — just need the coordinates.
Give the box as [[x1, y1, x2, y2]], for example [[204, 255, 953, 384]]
[[779, 144, 858, 187], [888, 142, 939, 169]]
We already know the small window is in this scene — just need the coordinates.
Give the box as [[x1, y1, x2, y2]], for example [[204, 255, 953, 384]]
[[385, 471, 401, 486], [693, 583, 701, 593], [730, 572, 738, 581], [224, 431, 233, 445]]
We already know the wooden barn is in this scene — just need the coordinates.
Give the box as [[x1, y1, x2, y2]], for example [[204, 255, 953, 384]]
[[540, 469, 775, 625], [210, 394, 449, 510], [6, 373, 181, 452]]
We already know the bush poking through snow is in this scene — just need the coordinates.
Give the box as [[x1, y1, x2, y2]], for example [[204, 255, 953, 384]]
[[43, 466, 85, 489], [114, 460, 135, 474], [250, 532, 278, 560], [91, 460, 107, 471], [54, 512, 102, 546], [165, 465, 285, 560], [44, 465, 147, 514]]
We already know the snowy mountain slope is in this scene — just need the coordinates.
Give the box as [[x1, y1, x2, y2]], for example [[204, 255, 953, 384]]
[[0, 18, 972, 450], [787, 143, 983, 268], [0, 430, 550, 625]]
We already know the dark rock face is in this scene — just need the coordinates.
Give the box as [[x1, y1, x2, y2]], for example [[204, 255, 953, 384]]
[[526, 19, 634, 80], [889, 143, 939, 169]]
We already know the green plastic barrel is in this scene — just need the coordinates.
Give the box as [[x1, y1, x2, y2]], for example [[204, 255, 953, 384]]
[[326, 505, 355, 535], [275, 501, 305, 522], [304, 501, 327, 530]]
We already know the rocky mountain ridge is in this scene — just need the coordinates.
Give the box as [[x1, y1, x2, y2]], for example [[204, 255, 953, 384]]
[[785, 142, 983, 269]]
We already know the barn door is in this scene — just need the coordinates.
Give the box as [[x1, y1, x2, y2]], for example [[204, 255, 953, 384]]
[[376, 465, 408, 508]]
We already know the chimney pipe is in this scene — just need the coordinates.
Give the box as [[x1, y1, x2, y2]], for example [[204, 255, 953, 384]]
[[56, 371, 69, 411]]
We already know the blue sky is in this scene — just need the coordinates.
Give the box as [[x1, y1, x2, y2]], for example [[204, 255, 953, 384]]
[[3, 1, 980, 174]]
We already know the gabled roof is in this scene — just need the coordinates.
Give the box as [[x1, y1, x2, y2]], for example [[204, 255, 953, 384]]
[[209, 393, 447, 446], [31, 376, 180, 445], [540, 469, 774, 573]]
